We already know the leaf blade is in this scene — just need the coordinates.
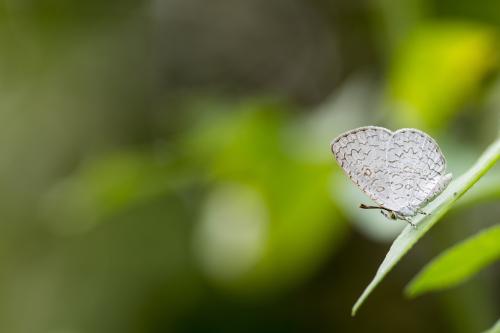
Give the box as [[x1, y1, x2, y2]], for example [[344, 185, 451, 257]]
[[406, 225, 500, 297], [351, 137, 500, 316]]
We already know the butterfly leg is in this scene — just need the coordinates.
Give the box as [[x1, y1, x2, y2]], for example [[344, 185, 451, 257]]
[[401, 216, 417, 229], [417, 209, 430, 216]]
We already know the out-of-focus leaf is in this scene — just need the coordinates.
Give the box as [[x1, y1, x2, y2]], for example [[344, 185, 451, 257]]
[[483, 318, 500, 333], [453, 170, 500, 208], [389, 23, 497, 130], [374, 0, 428, 53], [186, 101, 348, 296], [41, 149, 178, 234], [435, 1, 500, 28], [352, 135, 500, 316], [406, 225, 500, 297]]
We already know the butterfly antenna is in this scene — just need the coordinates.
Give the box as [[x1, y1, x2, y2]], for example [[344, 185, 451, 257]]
[[359, 204, 392, 213]]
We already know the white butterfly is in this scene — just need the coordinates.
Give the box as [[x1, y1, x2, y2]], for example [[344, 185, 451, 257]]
[[331, 126, 452, 227]]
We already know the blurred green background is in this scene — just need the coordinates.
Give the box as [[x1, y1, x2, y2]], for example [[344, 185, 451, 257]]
[[0, 0, 499, 332]]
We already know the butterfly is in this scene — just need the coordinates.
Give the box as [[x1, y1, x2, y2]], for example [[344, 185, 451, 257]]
[[330, 126, 452, 227]]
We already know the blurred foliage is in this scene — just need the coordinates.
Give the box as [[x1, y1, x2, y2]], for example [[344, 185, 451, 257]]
[[0, 0, 496, 332], [183, 102, 347, 296], [388, 22, 497, 131], [41, 149, 177, 234]]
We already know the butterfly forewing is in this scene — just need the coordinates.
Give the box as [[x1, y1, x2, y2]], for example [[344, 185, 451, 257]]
[[331, 126, 392, 207]]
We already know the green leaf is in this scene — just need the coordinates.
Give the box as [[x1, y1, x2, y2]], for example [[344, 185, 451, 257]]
[[388, 23, 497, 130], [483, 318, 500, 333], [406, 225, 500, 297], [351, 136, 500, 316]]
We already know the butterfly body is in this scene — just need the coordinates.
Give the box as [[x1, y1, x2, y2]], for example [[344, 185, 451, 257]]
[[331, 126, 452, 226]]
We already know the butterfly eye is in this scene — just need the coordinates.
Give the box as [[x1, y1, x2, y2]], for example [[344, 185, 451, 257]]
[[390, 212, 397, 220]]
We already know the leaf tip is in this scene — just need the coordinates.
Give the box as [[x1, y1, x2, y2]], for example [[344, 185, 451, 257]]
[[351, 297, 364, 316], [403, 284, 418, 299], [405, 275, 426, 299]]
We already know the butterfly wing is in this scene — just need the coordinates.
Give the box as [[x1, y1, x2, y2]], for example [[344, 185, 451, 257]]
[[386, 128, 451, 214], [331, 126, 393, 206]]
